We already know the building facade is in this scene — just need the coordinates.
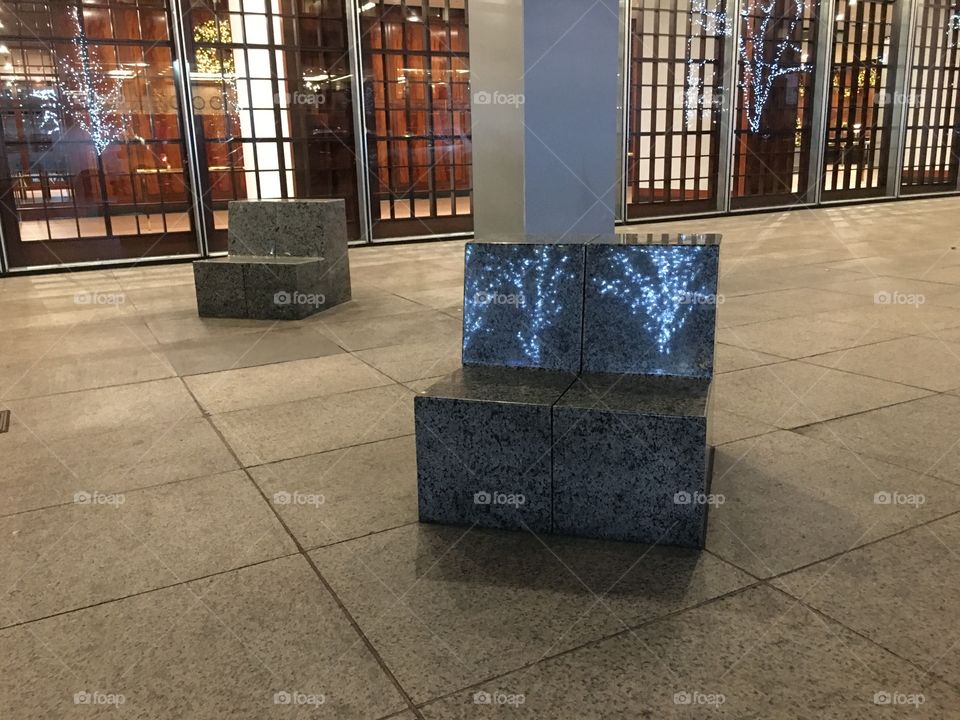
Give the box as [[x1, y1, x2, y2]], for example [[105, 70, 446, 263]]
[[0, 0, 957, 272]]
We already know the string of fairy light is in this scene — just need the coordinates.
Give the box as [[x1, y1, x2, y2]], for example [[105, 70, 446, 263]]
[[58, 5, 127, 154], [685, 0, 814, 133]]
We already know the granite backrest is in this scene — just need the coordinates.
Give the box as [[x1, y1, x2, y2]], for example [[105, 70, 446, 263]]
[[581, 234, 721, 378], [461, 240, 586, 372], [227, 199, 348, 258], [461, 233, 720, 378]]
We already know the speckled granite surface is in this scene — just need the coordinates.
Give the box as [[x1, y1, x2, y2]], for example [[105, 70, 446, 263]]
[[553, 373, 713, 547], [195, 200, 351, 320], [193, 258, 245, 318], [461, 242, 585, 372], [582, 235, 721, 377], [416, 235, 720, 546], [415, 367, 576, 532]]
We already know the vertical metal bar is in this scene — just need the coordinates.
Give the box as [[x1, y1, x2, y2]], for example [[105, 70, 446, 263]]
[[170, 0, 211, 256], [617, 0, 631, 223], [716, 0, 741, 213], [807, 0, 837, 205], [889, 0, 919, 197], [0, 204, 8, 274], [346, 0, 374, 244]]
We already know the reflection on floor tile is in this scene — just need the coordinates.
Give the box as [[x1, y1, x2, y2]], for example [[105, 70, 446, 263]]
[[311, 524, 752, 701]]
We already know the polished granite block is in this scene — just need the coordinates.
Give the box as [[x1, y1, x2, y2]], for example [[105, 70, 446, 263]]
[[552, 373, 713, 547], [193, 258, 246, 318], [415, 367, 576, 532], [227, 202, 278, 256], [582, 234, 721, 377], [461, 241, 585, 372], [241, 256, 327, 320]]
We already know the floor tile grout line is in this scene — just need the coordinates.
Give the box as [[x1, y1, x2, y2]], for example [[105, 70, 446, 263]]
[[0, 552, 301, 632], [192, 385, 426, 720], [785, 421, 960, 490], [764, 583, 960, 693], [409, 579, 766, 711], [713, 507, 960, 586]]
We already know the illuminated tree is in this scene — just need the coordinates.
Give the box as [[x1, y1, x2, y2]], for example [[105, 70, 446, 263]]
[[738, 0, 814, 133], [58, 6, 127, 154]]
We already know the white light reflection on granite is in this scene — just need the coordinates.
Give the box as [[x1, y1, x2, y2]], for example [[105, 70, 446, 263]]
[[463, 244, 575, 368], [595, 247, 703, 356]]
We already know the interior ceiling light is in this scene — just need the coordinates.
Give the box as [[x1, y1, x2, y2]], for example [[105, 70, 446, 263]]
[[360, 2, 376, 11]]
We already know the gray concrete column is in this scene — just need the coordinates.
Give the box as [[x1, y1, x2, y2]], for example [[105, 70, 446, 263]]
[[470, 0, 621, 240]]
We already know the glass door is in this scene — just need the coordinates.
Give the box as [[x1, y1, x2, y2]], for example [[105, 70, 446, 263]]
[[901, 0, 960, 194], [624, 0, 729, 219], [821, 0, 899, 200], [181, 0, 362, 251], [0, 0, 198, 268], [730, 0, 820, 209], [359, 0, 472, 240]]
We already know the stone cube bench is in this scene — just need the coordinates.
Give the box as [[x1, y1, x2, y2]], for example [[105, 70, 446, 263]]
[[193, 199, 351, 320], [414, 233, 721, 548]]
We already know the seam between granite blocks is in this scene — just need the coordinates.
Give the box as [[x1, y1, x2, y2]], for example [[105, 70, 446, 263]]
[[185, 378, 426, 720]]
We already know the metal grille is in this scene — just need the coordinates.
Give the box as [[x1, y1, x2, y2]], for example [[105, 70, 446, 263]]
[[625, 0, 727, 219], [821, 0, 897, 199], [360, 0, 472, 239], [901, 0, 960, 192], [184, 0, 360, 248], [731, 0, 819, 208]]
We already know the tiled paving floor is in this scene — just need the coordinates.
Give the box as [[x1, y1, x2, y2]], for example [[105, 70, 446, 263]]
[[2, 196, 960, 717]]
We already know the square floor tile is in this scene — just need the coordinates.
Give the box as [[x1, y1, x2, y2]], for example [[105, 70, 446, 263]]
[[804, 335, 960, 392], [315, 311, 461, 352], [709, 409, 777, 446], [185, 354, 393, 413], [250, 435, 417, 549], [0, 416, 237, 515], [0, 556, 407, 719], [798, 394, 960, 483], [805, 302, 960, 336], [0, 346, 176, 401], [0, 470, 295, 625], [707, 431, 960, 578], [711, 361, 931, 429], [211, 384, 415, 466], [310, 524, 752, 702], [776, 515, 960, 682], [3, 378, 200, 444], [353, 338, 462, 383], [714, 343, 786, 374], [421, 585, 960, 719], [718, 316, 900, 359], [162, 326, 345, 376]]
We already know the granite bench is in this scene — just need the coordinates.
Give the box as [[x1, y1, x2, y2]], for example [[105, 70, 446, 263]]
[[193, 199, 352, 320], [414, 234, 721, 548]]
